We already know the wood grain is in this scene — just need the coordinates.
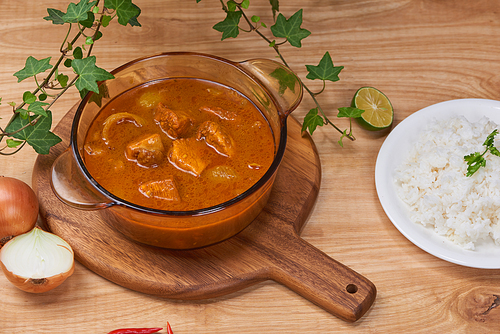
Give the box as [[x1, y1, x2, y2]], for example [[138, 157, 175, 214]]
[[2, 0, 500, 333]]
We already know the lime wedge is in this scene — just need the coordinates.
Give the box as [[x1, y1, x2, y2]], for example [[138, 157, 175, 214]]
[[352, 87, 393, 131]]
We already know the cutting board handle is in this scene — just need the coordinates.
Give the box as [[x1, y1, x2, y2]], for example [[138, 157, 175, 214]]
[[262, 226, 376, 322]]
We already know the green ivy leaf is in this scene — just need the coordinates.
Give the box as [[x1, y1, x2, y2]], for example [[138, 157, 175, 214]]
[[269, 67, 297, 95], [305, 52, 344, 82], [84, 82, 110, 107], [337, 106, 364, 119], [269, 0, 279, 20], [72, 56, 114, 94], [80, 11, 95, 28], [213, 11, 243, 40], [270, 9, 311, 47], [94, 31, 103, 41], [127, 4, 142, 27], [73, 47, 83, 59], [62, 0, 97, 23], [14, 56, 53, 82], [43, 8, 66, 25], [302, 108, 324, 134], [101, 14, 113, 27], [5, 111, 62, 154], [105, 0, 141, 26], [227, 1, 237, 12], [6, 139, 24, 148], [27, 101, 50, 117], [241, 0, 250, 9], [57, 73, 69, 87], [23, 91, 37, 104]]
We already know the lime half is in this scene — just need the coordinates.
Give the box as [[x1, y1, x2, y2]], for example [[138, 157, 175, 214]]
[[352, 87, 393, 131]]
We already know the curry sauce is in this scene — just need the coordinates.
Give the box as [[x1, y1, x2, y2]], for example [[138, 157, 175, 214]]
[[83, 78, 275, 211]]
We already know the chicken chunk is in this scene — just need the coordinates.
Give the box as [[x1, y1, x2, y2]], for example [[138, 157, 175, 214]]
[[154, 103, 193, 139], [200, 106, 238, 121], [139, 177, 180, 202], [197, 121, 235, 157], [125, 133, 165, 167], [168, 138, 208, 176]]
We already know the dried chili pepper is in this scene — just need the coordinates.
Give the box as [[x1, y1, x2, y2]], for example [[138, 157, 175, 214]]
[[107, 327, 162, 334], [166, 322, 174, 334]]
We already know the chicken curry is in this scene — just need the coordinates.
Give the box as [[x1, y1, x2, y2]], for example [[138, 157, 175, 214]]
[[83, 78, 275, 211]]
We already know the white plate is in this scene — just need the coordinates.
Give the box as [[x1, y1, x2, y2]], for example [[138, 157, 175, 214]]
[[375, 98, 500, 269]]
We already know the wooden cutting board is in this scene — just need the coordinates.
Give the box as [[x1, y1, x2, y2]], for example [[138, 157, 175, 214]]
[[32, 104, 376, 322]]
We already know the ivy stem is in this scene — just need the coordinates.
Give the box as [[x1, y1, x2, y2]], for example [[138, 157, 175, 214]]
[[1, 74, 79, 140], [237, 5, 354, 140], [2, 7, 104, 141], [0, 140, 26, 155], [59, 23, 73, 53], [6, 29, 84, 124], [302, 84, 345, 135]]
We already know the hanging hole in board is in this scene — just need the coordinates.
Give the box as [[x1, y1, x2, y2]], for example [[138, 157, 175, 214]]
[[346, 284, 358, 294]]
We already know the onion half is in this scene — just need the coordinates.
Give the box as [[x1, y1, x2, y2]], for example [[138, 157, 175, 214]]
[[0, 227, 75, 293]]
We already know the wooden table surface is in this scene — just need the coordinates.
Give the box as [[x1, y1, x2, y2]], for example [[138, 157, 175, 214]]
[[1, 0, 500, 333]]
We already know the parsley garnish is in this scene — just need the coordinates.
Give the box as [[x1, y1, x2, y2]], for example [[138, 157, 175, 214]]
[[464, 129, 500, 177]]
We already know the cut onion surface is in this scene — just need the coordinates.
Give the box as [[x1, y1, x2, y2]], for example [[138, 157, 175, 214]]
[[0, 227, 75, 293]]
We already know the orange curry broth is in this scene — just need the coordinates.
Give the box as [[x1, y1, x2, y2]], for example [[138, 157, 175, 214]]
[[83, 78, 275, 211]]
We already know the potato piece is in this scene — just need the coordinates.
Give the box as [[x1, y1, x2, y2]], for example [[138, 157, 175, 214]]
[[138, 91, 162, 108], [154, 103, 193, 139], [168, 138, 208, 177], [139, 177, 180, 202], [200, 106, 238, 121], [125, 133, 165, 167], [196, 121, 235, 157], [101, 112, 145, 144]]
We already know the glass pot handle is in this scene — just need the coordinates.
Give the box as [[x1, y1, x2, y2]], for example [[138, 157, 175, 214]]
[[239, 59, 303, 120], [50, 148, 113, 210]]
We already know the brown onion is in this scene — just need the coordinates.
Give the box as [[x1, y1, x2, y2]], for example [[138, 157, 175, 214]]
[[0, 227, 74, 293], [0, 176, 39, 247]]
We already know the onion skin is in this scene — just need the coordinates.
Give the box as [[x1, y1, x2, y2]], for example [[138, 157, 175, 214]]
[[0, 176, 39, 247], [0, 259, 75, 293]]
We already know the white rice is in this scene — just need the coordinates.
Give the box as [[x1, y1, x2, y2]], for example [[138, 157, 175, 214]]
[[394, 115, 500, 250]]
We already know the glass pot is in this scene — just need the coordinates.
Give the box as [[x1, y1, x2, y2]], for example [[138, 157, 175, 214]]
[[51, 52, 303, 249]]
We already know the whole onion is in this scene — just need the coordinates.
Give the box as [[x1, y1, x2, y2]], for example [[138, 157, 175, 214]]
[[0, 176, 39, 247]]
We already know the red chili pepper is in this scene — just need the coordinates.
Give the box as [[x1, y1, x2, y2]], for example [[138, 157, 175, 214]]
[[107, 328, 162, 334], [166, 322, 174, 334]]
